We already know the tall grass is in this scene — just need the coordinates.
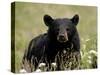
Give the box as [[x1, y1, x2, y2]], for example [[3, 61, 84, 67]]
[[13, 2, 97, 73]]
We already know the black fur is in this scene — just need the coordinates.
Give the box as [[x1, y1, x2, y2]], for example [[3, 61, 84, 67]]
[[22, 14, 80, 72]]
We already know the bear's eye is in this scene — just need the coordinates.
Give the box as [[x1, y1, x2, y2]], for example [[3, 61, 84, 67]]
[[66, 28, 70, 31]]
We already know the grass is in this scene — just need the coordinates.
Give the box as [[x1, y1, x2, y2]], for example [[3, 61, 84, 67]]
[[12, 2, 97, 73], [80, 35, 97, 69]]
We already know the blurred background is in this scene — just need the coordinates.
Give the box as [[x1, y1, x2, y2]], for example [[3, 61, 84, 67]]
[[13, 2, 97, 72]]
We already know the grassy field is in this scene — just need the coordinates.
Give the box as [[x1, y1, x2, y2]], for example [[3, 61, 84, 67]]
[[12, 2, 97, 73]]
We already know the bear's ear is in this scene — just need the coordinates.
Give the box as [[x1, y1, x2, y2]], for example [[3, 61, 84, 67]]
[[44, 15, 54, 26], [71, 14, 79, 26]]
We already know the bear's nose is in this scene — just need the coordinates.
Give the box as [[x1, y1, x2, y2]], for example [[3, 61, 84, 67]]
[[59, 34, 66, 41], [57, 34, 68, 43]]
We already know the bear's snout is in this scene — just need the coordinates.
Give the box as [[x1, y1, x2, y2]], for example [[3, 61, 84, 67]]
[[57, 33, 68, 43]]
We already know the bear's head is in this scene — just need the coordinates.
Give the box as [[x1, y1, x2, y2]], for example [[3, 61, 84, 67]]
[[44, 14, 79, 43]]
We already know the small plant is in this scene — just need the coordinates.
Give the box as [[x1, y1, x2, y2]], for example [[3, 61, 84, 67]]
[[51, 62, 57, 71], [19, 69, 27, 73], [38, 63, 46, 71], [80, 35, 97, 69]]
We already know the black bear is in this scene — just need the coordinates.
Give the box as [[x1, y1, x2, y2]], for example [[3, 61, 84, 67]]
[[22, 14, 81, 72]]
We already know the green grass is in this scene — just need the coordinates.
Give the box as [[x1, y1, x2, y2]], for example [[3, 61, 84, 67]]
[[12, 2, 97, 73]]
